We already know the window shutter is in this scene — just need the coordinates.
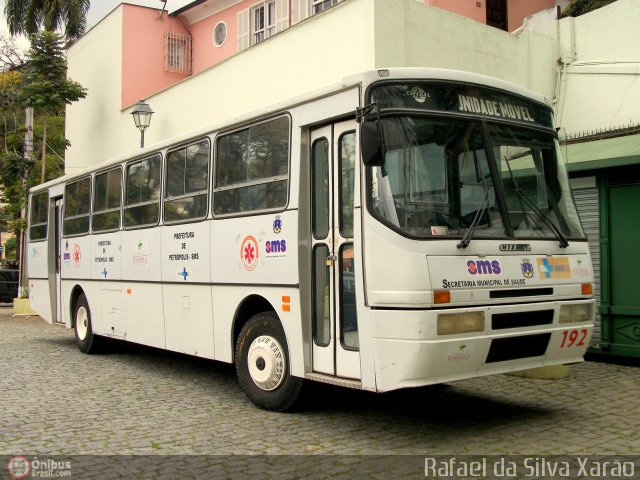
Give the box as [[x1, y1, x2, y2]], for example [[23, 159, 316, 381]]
[[291, 0, 309, 25], [275, 0, 289, 34], [238, 8, 250, 51]]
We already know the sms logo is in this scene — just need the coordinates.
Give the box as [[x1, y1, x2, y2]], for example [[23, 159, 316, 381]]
[[265, 240, 287, 254], [467, 259, 501, 275]]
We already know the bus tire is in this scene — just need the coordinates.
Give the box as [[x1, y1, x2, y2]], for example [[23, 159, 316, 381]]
[[235, 311, 302, 412], [74, 293, 101, 354]]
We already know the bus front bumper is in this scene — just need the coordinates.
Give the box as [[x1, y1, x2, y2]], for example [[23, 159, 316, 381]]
[[369, 300, 594, 392]]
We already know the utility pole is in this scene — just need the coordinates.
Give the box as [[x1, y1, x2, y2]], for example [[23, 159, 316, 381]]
[[17, 107, 34, 298]]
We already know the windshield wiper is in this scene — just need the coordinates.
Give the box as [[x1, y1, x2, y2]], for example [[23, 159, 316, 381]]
[[504, 159, 569, 248], [458, 151, 492, 249], [457, 187, 490, 249]]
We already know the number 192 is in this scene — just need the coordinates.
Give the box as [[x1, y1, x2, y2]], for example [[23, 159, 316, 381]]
[[560, 328, 588, 348]]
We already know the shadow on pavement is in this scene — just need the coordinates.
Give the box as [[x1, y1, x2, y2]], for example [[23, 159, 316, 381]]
[[39, 332, 552, 431]]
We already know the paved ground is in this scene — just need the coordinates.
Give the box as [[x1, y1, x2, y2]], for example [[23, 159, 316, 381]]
[[1, 307, 639, 477]]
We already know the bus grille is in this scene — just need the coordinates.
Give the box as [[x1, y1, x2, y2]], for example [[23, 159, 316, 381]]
[[485, 333, 551, 363], [489, 287, 553, 299], [491, 310, 554, 330]]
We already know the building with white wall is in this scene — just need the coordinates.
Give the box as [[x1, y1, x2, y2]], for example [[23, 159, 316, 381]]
[[66, 0, 560, 171]]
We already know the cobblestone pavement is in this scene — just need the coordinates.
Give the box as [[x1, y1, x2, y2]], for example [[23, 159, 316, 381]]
[[1, 308, 640, 477]]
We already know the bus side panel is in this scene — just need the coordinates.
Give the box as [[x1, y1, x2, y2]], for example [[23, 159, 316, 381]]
[[211, 212, 299, 286], [121, 228, 162, 282], [162, 284, 214, 358], [120, 282, 165, 348], [161, 221, 214, 359], [27, 241, 49, 279], [60, 236, 92, 281], [27, 240, 51, 322], [362, 215, 431, 308], [161, 222, 211, 284], [119, 228, 165, 348], [90, 231, 122, 281], [59, 235, 92, 326], [29, 279, 52, 323]]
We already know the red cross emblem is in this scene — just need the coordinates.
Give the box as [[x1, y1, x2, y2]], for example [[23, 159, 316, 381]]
[[240, 236, 258, 271]]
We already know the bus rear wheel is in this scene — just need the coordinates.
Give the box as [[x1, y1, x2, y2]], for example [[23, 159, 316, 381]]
[[74, 293, 102, 354], [235, 312, 302, 411]]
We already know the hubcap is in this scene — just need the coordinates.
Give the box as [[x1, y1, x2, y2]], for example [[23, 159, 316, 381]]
[[247, 335, 285, 391], [76, 306, 88, 341]]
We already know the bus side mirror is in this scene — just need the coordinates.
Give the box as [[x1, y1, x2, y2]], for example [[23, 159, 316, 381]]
[[360, 120, 385, 167]]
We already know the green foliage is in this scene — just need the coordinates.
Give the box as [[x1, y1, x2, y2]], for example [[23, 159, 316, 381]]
[[3, 236, 17, 260], [4, 0, 90, 42], [0, 113, 67, 230], [20, 31, 87, 114], [0, 31, 86, 243], [560, 0, 617, 18]]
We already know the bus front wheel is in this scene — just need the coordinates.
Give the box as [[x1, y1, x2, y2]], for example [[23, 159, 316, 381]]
[[74, 293, 101, 354], [235, 312, 302, 411]]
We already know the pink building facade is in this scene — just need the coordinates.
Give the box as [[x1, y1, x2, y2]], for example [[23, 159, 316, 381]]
[[118, 0, 559, 109], [425, 0, 559, 32]]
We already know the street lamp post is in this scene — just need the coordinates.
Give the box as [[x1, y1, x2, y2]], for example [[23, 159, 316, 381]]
[[131, 100, 154, 148]]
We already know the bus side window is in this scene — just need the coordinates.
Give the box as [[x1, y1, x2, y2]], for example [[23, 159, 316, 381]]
[[29, 191, 49, 241], [124, 154, 162, 228], [213, 116, 289, 216], [93, 167, 122, 232], [64, 177, 91, 236], [164, 139, 209, 223]]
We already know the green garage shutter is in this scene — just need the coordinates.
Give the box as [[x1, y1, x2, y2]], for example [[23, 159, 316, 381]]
[[572, 180, 601, 346]]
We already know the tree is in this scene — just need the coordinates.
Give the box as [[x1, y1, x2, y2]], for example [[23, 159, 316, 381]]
[[4, 236, 17, 261], [560, 0, 617, 18], [4, 0, 90, 43], [0, 32, 84, 275], [0, 33, 27, 70], [20, 31, 87, 183], [0, 36, 28, 269]]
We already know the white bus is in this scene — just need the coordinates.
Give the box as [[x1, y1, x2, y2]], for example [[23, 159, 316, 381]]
[[27, 68, 595, 411]]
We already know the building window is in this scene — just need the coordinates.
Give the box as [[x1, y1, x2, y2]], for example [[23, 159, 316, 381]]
[[238, 0, 289, 51], [486, 0, 508, 31], [164, 32, 192, 74], [252, 1, 276, 45], [312, 0, 339, 14], [213, 22, 227, 47]]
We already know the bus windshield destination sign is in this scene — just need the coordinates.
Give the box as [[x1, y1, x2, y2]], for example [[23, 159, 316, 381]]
[[369, 82, 553, 128]]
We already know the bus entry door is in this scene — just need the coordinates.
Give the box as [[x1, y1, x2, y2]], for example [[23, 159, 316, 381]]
[[310, 121, 361, 380], [54, 198, 64, 324]]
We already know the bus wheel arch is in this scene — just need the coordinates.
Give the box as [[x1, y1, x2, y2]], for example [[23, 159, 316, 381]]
[[231, 294, 275, 358], [234, 310, 303, 411], [71, 288, 102, 354], [69, 285, 86, 329]]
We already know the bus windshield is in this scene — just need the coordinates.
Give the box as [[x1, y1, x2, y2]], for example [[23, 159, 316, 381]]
[[369, 116, 585, 241]]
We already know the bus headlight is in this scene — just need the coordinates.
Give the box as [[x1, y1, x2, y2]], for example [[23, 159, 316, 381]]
[[559, 303, 593, 324], [437, 312, 485, 335]]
